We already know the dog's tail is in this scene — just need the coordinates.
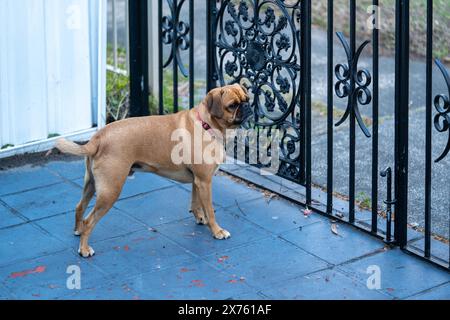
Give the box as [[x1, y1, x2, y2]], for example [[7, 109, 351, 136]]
[[55, 138, 98, 156]]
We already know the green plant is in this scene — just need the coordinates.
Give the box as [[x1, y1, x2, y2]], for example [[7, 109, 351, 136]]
[[47, 133, 60, 139], [357, 191, 372, 210], [106, 70, 130, 123], [106, 45, 130, 123]]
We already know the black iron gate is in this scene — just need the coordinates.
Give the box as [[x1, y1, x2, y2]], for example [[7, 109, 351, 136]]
[[208, 0, 310, 186], [128, 0, 450, 271]]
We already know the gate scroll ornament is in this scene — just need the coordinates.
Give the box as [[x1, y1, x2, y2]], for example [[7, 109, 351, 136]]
[[214, 0, 304, 183], [434, 59, 450, 163]]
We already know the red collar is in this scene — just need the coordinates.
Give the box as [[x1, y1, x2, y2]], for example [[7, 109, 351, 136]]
[[196, 111, 212, 132]]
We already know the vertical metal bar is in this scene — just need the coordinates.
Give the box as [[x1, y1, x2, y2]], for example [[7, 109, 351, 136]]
[[371, 0, 379, 233], [125, 0, 130, 74], [381, 167, 393, 243], [349, 0, 356, 223], [206, 0, 216, 92], [173, 0, 179, 113], [189, 0, 194, 109], [158, 0, 164, 115], [424, 0, 433, 258], [301, 0, 312, 206], [113, 0, 118, 69], [394, 0, 409, 247], [327, 0, 334, 214], [128, 0, 150, 117]]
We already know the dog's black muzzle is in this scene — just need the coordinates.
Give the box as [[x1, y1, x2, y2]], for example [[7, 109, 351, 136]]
[[234, 102, 253, 125]]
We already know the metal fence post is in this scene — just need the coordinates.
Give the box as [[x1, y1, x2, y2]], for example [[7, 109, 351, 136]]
[[394, 0, 409, 247], [206, 0, 217, 92], [128, 0, 150, 117], [301, 0, 312, 205]]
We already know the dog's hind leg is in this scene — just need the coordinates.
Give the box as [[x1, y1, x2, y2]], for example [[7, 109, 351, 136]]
[[74, 157, 95, 236], [77, 163, 128, 258]]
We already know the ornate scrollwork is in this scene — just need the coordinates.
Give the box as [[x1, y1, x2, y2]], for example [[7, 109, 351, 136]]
[[334, 32, 372, 138], [434, 59, 450, 163], [161, 0, 191, 77], [215, 0, 303, 182]]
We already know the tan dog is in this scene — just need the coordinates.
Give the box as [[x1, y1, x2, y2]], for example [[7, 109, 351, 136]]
[[55, 84, 251, 257]]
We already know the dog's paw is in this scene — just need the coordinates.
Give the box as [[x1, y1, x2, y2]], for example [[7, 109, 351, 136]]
[[213, 228, 231, 240], [78, 246, 95, 258]]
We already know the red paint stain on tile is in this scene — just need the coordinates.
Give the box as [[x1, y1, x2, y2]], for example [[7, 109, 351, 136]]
[[227, 279, 238, 284], [217, 255, 229, 263], [191, 280, 205, 287], [180, 267, 191, 273], [10, 265, 46, 279], [386, 288, 395, 292], [123, 245, 130, 251], [132, 237, 146, 243], [32, 293, 41, 297]]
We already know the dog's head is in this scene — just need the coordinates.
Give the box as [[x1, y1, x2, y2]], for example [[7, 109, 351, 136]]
[[204, 84, 252, 129]]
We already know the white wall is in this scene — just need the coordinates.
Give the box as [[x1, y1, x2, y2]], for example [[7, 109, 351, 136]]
[[0, 0, 106, 152]]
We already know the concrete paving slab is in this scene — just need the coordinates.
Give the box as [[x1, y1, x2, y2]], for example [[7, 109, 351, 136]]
[[44, 160, 86, 181], [0, 202, 26, 229], [126, 260, 256, 300], [35, 208, 145, 246], [0, 223, 67, 267], [0, 249, 106, 299], [113, 185, 192, 227], [281, 220, 386, 265], [204, 237, 331, 291], [120, 172, 175, 199], [0, 181, 82, 221], [407, 282, 450, 300], [263, 268, 389, 300], [66, 281, 141, 300], [0, 165, 62, 196], [157, 209, 272, 257], [231, 197, 323, 235], [81, 229, 196, 279], [339, 248, 450, 299], [179, 174, 265, 209]]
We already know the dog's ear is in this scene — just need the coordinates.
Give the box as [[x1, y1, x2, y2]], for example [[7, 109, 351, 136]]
[[239, 83, 248, 95], [205, 88, 224, 119]]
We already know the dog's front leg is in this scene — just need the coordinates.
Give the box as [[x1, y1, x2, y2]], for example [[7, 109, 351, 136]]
[[191, 182, 208, 225], [194, 176, 230, 240]]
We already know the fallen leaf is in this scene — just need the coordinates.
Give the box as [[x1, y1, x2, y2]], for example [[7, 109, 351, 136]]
[[331, 223, 339, 236]]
